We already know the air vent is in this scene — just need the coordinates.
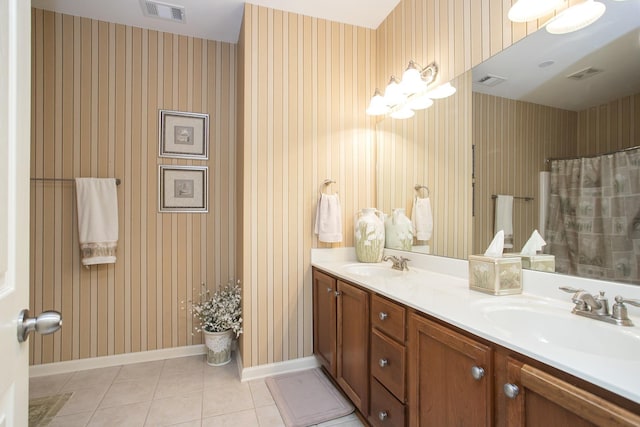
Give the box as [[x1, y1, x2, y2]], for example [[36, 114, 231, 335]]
[[566, 67, 603, 81], [141, 0, 185, 23], [477, 74, 507, 87]]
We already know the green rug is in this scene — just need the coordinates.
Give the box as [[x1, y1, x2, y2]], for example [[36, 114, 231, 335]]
[[29, 393, 72, 427]]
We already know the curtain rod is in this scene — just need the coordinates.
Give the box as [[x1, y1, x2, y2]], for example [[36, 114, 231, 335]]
[[491, 194, 533, 201], [545, 145, 640, 164], [31, 177, 121, 185]]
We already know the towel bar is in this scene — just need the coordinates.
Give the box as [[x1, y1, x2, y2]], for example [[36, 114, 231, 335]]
[[31, 177, 121, 185], [414, 184, 430, 197], [491, 194, 533, 201]]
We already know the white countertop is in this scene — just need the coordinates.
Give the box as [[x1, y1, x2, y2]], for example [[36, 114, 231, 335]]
[[311, 248, 640, 404]]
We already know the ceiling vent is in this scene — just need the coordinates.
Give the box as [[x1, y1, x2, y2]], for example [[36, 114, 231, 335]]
[[477, 74, 507, 87], [566, 67, 603, 81], [141, 0, 185, 23]]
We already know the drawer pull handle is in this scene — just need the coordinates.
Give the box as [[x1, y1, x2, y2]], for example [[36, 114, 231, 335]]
[[326, 287, 332, 293], [503, 383, 520, 399], [379, 358, 389, 368], [470, 366, 485, 380], [334, 291, 341, 297], [378, 411, 388, 421], [379, 312, 388, 321]]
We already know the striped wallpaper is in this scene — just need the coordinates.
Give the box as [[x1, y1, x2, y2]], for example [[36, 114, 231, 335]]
[[237, 4, 377, 368], [30, 9, 236, 364], [472, 93, 576, 254]]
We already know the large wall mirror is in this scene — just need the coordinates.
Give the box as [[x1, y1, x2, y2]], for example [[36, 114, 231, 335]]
[[376, 0, 640, 284]]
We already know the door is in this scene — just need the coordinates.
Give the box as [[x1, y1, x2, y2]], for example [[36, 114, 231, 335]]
[[0, 0, 31, 425], [312, 269, 337, 376]]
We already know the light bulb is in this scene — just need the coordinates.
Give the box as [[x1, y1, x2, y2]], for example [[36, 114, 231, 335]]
[[427, 82, 456, 99], [366, 89, 390, 116], [508, 0, 563, 22], [384, 76, 405, 106], [545, 0, 606, 34], [390, 106, 415, 119]]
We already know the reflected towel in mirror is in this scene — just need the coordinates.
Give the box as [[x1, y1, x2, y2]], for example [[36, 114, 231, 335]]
[[411, 197, 433, 241], [495, 195, 514, 249]]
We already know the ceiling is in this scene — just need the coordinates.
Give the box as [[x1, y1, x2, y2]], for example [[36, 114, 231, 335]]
[[472, 0, 640, 111], [30, 0, 402, 44]]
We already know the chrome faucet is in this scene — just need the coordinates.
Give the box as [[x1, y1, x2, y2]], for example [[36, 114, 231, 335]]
[[383, 255, 410, 271], [559, 286, 639, 326]]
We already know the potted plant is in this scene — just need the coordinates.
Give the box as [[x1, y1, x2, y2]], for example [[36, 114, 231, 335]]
[[191, 280, 243, 366]]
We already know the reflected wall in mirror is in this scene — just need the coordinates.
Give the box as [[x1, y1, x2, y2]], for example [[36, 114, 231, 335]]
[[376, 0, 640, 285]]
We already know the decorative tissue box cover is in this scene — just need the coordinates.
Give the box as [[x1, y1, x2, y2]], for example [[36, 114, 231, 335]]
[[505, 254, 555, 273], [468, 255, 522, 295]]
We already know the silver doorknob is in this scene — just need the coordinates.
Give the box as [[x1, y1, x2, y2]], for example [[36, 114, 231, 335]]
[[503, 383, 520, 399], [378, 411, 388, 421], [17, 309, 62, 342], [379, 358, 389, 368], [471, 366, 485, 380], [379, 312, 388, 321]]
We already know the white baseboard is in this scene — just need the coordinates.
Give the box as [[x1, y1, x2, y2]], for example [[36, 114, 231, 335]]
[[239, 355, 320, 382], [29, 345, 207, 378]]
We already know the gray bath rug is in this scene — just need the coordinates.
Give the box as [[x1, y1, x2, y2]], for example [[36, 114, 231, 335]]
[[265, 368, 354, 427], [29, 392, 72, 427]]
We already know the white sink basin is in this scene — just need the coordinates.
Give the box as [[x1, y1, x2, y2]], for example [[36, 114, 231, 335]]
[[342, 263, 408, 278], [479, 302, 640, 360]]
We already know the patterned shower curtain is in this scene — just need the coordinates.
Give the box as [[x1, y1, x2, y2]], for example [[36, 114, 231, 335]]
[[545, 147, 640, 285]]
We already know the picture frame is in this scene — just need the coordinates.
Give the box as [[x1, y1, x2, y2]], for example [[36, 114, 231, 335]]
[[159, 110, 209, 159], [158, 165, 208, 213]]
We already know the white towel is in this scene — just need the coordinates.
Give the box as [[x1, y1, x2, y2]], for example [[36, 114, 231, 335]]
[[75, 178, 119, 266], [495, 195, 514, 249], [314, 193, 343, 243], [411, 197, 433, 241]]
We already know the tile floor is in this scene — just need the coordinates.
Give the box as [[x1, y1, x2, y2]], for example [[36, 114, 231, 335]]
[[29, 354, 365, 427]]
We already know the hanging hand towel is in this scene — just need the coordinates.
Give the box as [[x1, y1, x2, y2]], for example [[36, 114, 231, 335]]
[[495, 194, 514, 249], [314, 193, 343, 243], [411, 197, 433, 241], [75, 178, 119, 266]]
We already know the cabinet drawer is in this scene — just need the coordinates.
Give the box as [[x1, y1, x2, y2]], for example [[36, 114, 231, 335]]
[[371, 294, 405, 342], [369, 378, 405, 427], [371, 329, 406, 401]]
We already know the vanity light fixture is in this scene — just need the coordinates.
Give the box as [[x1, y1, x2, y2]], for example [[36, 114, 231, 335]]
[[400, 61, 438, 95], [545, 0, 606, 34], [407, 95, 434, 111], [426, 82, 457, 99], [384, 76, 406, 107], [366, 88, 390, 116], [390, 106, 415, 120], [508, 0, 563, 22]]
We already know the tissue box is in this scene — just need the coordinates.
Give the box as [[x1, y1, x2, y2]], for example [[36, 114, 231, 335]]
[[468, 255, 522, 295], [506, 254, 555, 273]]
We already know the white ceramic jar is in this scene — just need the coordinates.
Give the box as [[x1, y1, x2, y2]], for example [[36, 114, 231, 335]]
[[354, 208, 385, 262], [385, 208, 413, 251]]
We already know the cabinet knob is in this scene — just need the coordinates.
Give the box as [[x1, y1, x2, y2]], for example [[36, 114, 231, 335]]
[[334, 291, 341, 297], [470, 366, 485, 380], [503, 383, 520, 399], [326, 287, 332, 293], [379, 358, 389, 368], [378, 411, 388, 421], [379, 312, 388, 321]]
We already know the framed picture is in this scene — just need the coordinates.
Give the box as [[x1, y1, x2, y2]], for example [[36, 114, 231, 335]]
[[159, 110, 209, 159], [158, 165, 208, 213]]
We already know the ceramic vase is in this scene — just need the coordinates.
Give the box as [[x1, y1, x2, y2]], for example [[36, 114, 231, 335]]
[[385, 208, 413, 251], [203, 329, 233, 366], [354, 208, 385, 263]]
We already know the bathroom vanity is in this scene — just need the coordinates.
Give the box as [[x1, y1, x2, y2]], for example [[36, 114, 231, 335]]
[[312, 249, 640, 426]]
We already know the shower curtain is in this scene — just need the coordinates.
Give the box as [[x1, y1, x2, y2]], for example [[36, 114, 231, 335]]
[[545, 147, 640, 285]]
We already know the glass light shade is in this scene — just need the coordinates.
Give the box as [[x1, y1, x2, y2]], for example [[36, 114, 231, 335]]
[[390, 106, 415, 119], [407, 95, 433, 110], [508, 0, 563, 22], [400, 66, 427, 95], [545, 0, 606, 34], [427, 82, 456, 99], [384, 77, 405, 106], [366, 89, 390, 116]]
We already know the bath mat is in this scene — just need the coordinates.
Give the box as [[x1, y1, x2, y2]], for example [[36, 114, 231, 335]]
[[266, 368, 354, 427], [29, 392, 72, 427]]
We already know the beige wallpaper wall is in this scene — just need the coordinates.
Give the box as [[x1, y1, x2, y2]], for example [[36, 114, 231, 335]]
[[237, 4, 377, 367], [30, 9, 236, 364], [472, 93, 576, 254]]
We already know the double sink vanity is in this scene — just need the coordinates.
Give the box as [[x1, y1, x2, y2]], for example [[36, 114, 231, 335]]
[[311, 248, 640, 426]]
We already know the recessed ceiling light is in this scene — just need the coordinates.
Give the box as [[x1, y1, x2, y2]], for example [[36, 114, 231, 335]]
[[538, 60, 555, 68]]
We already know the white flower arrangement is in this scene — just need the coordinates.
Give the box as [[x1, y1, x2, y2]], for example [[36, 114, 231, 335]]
[[191, 280, 243, 338]]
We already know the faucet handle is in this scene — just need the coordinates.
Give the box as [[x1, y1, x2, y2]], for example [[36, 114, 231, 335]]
[[614, 296, 640, 307], [611, 296, 639, 326]]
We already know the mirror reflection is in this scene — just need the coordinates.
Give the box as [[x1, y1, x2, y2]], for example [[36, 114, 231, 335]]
[[376, 0, 640, 285]]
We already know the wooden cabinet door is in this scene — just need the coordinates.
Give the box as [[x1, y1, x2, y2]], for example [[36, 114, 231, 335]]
[[408, 313, 492, 427], [504, 358, 640, 427], [337, 280, 370, 414], [313, 269, 337, 377]]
